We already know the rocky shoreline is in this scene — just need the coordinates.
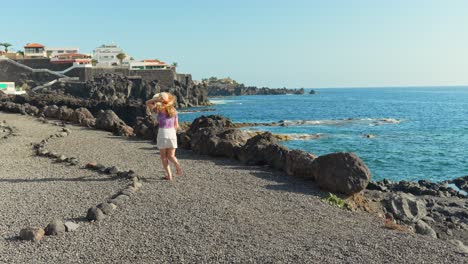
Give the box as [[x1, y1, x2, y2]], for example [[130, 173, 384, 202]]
[[1, 91, 467, 255], [208, 86, 305, 96]]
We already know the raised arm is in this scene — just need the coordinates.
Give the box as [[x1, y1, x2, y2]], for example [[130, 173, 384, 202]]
[[174, 112, 179, 130], [145, 97, 161, 108]]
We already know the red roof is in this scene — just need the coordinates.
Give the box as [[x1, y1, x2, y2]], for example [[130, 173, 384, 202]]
[[54, 53, 88, 58], [24, 43, 45, 48], [143, 60, 166, 64]]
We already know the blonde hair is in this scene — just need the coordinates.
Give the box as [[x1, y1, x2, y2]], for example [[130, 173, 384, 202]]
[[153, 92, 176, 117]]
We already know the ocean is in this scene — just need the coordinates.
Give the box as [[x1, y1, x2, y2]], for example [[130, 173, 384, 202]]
[[179, 87, 468, 182]]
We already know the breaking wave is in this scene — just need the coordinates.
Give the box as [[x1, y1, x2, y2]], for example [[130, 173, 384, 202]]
[[277, 118, 402, 127]]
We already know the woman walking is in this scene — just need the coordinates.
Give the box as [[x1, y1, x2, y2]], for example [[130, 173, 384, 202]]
[[146, 92, 183, 180]]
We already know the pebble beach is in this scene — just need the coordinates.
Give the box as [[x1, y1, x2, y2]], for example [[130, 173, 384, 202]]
[[0, 112, 466, 263]]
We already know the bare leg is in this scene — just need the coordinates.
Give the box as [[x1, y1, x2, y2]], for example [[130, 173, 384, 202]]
[[160, 149, 172, 180], [167, 148, 182, 176]]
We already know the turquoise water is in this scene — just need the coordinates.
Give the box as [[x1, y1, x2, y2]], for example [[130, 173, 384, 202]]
[[179, 87, 468, 182]]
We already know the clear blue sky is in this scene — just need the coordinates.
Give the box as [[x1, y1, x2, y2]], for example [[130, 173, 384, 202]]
[[2, 0, 468, 88]]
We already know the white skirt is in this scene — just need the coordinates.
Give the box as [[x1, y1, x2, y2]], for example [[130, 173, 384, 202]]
[[157, 128, 178, 149]]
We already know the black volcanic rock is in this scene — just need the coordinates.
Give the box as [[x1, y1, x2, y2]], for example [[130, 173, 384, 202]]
[[238, 132, 289, 170], [285, 149, 317, 179], [311, 152, 371, 195], [449, 175, 468, 192], [187, 115, 234, 136], [208, 84, 304, 96]]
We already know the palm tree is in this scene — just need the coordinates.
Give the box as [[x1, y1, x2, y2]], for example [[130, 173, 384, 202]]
[[116, 53, 126, 66], [171, 62, 178, 67], [17, 50, 24, 59], [0, 43, 12, 53]]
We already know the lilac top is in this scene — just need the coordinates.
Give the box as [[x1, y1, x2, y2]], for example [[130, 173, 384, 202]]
[[156, 112, 177, 129]]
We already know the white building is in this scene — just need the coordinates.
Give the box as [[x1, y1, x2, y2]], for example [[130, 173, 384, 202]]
[[24, 43, 46, 58], [93, 43, 131, 67], [45, 47, 79, 58], [130, 60, 169, 70]]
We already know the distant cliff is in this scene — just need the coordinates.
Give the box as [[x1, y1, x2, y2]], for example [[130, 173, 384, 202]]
[[202, 77, 304, 96]]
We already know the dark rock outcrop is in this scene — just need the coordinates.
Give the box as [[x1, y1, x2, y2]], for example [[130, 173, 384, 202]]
[[449, 176, 468, 192], [207, 84, 305, 96], [311, 152, 371, 195], [95, 110, 133, 137], [238, 132, 289, 170], [133, 115, 158, 140], [366, 179, 466, 198], [50, 73, 209, 108], [187, 115, 234, 136], [69, 107, 95, 126], [285, 150, 317, 179], [383, 193, 427, 224]]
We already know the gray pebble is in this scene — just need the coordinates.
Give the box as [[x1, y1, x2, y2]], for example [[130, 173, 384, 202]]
[[44, 219, 66, 236], [64, 221, 80, 232], [86, 207, 106, 221], [97, 202, 117, 214]]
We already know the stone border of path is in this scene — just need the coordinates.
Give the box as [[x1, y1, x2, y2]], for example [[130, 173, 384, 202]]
[[0, 120, 19, 140], [19, 120, 143, 242]]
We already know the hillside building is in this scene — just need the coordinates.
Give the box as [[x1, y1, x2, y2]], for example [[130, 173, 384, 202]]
[[24, 43, 46, 58], [93, 43, 131, 67], [130, 60, 169, 70], [45, 47, 79, 58]]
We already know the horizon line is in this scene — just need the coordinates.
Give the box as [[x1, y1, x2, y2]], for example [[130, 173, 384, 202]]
[[297, 85, 468, 89]]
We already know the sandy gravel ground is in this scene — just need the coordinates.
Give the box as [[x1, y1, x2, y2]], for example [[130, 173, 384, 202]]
[[0, 112, 466, 263]]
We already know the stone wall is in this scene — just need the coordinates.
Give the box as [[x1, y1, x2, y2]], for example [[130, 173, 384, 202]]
[[14, 59, 73, 71], [0, 60, 60, 85], [65, 68, 176, 88]]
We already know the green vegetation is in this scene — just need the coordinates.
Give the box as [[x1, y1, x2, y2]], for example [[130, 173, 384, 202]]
[[116, 53, 126, 65], [0, 42, 12, 53], [171, 62, 178, 67], [91, 59, 98, 66], [16, 50, 24, 58], [322, 193, 351, 210]]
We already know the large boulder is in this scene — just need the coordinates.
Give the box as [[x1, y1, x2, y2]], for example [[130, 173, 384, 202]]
[[187, 115, 234, 136], [1, 102, 25, 114], [42, 105, 60, 118], [311, 152, 371, 195], [70, 107, 95, 125], [383, 193, 427, 224], [133, 115, 157, 140], [214, 129, 251, 159], [95, 110, 127, 132], [191, 128, 251, 158], [238, 132, 289, 170], [57, 106, 74, 121], [285, 149, 317, 179], [23, 103, 39, 116], [189, 127, 219, 155], [177, 131, 192, 149]]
